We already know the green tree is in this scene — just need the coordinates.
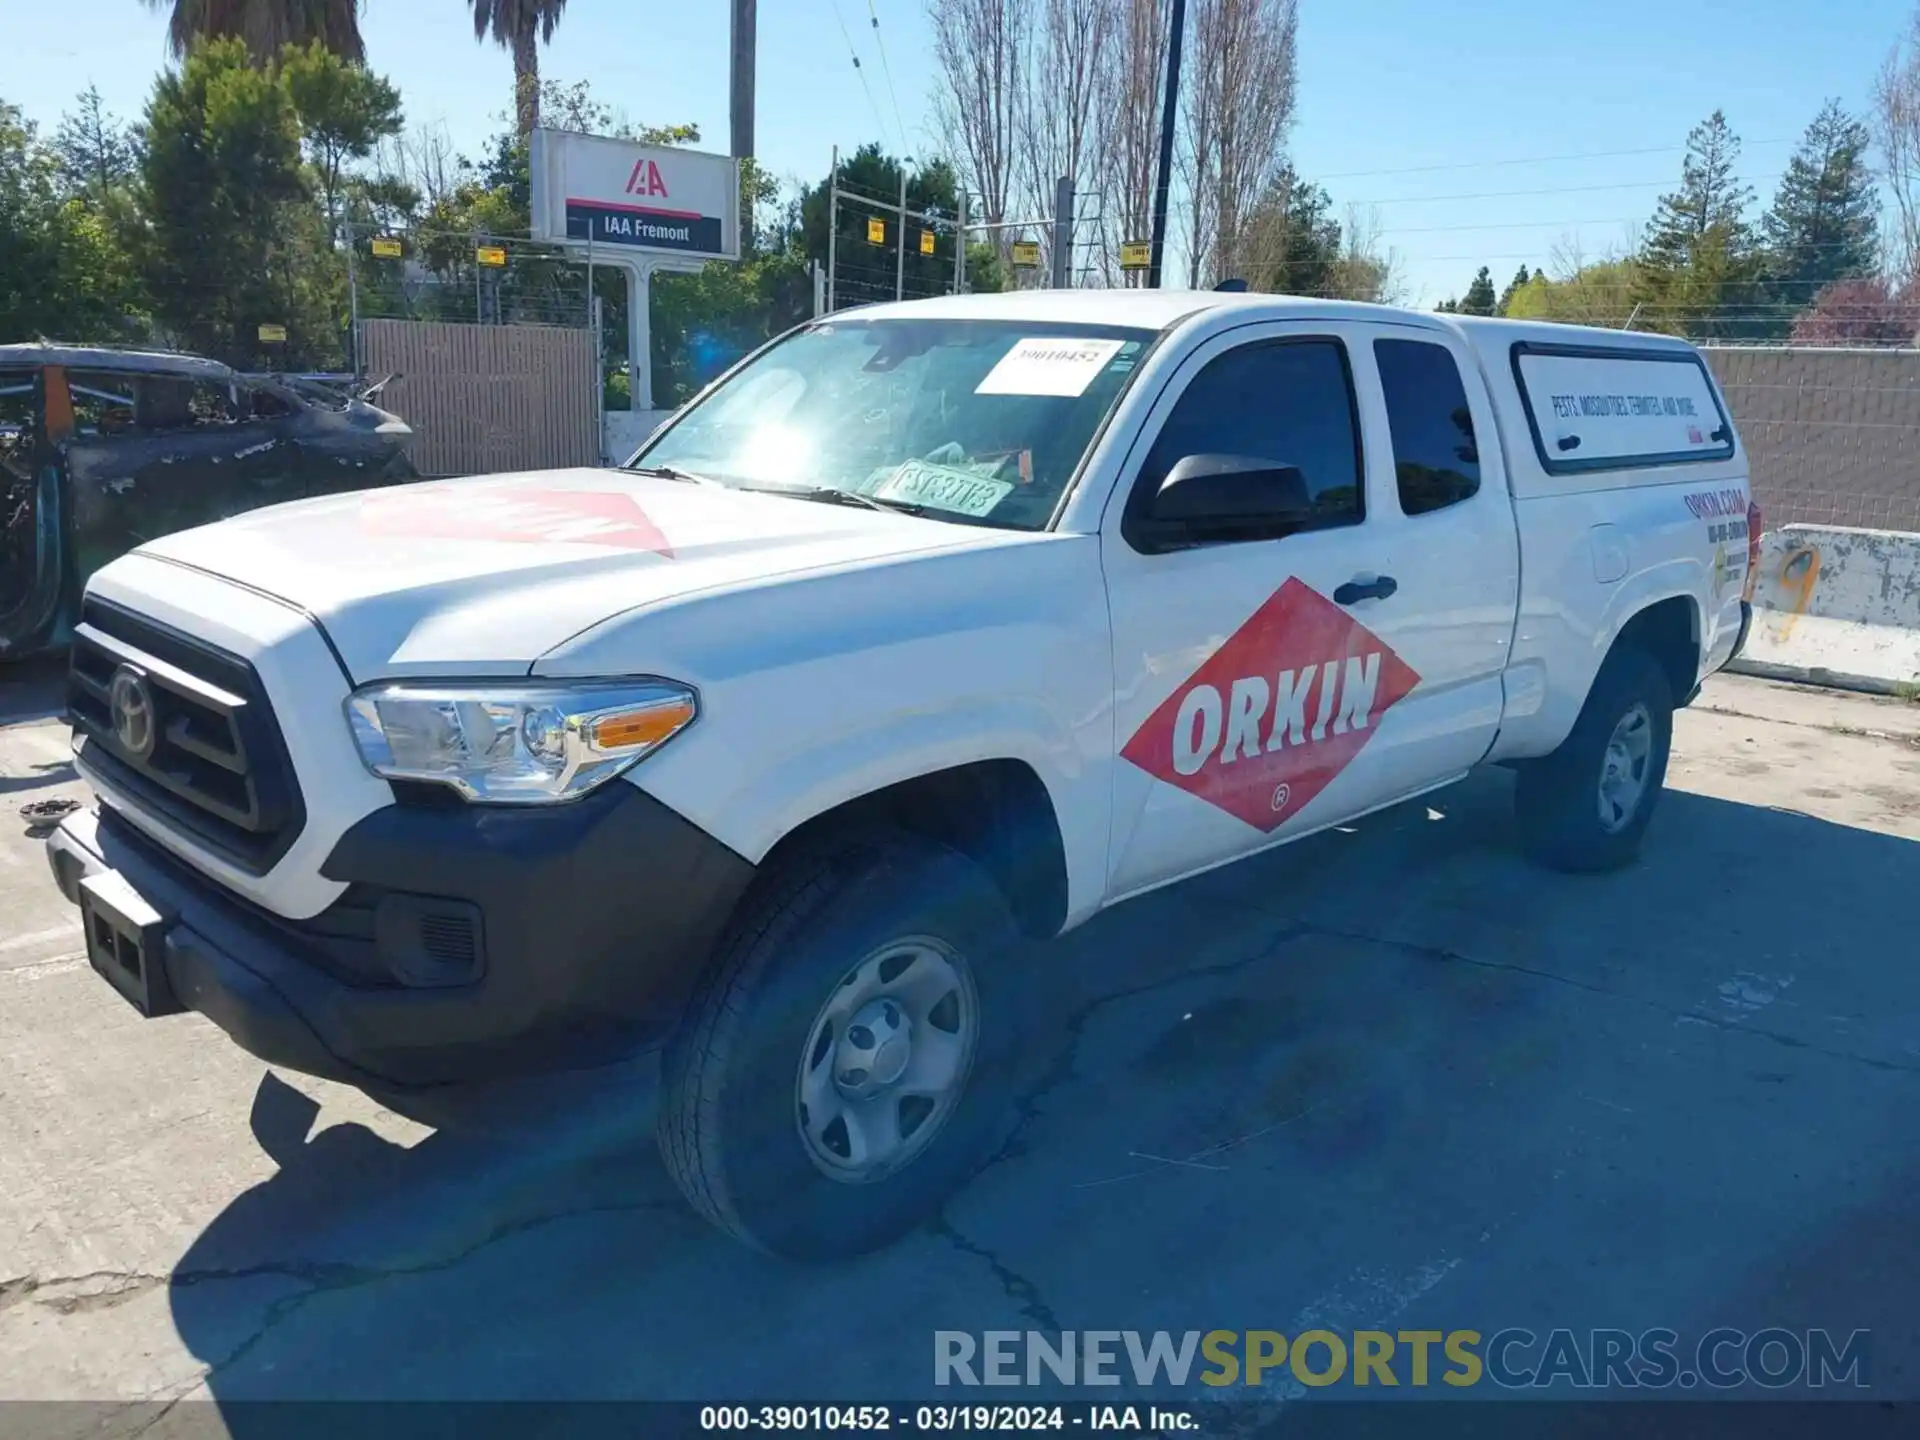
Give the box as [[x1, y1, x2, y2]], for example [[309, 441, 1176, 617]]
[[53, 85, 140, 201], [468, 0, 570, 137], [281, 42, 404, 231], [139, 37, 332, 365], [0, 103, 147, 343], [1241, 165, 1344, 297], [1634, 110, 1762, 338], [1447, 266, 1496, 315], [141, 0, 365, 64], [1762, 100, 1879, 317], [1504, 259, 1641, 329], [799, 144, 972, 306], [1465, 266, 1497, 314], [1495, 264, 1531, 315]]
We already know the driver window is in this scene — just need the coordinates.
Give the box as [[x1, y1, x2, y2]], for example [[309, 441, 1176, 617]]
[[1130, 339, 1365, 540]]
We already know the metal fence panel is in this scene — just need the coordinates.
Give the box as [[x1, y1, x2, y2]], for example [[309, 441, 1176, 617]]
[[359, 319, 598, 478], [1705, 347, 1920, 532]]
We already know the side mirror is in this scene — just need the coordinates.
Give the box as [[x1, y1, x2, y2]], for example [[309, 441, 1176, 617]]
[[1144, 453, 1310, 544]]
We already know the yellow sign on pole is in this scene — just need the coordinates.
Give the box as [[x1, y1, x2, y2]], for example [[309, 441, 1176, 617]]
[[257, 323, 287, 344], [370, 236, 404, 259], [867, 217, 886, 245], [919, 229, 936, 256], [1011, 240, 1041, 269], [1119, 241, 1152, 270], [476, 245, 508, 267]]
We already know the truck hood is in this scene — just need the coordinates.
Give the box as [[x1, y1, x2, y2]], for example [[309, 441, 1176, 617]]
[[134, 468, 1001, 678]]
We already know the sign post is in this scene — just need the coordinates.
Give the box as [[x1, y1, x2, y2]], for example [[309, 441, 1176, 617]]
[[530, 128, 742, 437]]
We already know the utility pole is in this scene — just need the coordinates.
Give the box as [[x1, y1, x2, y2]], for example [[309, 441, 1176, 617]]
[[1146, 0, 1187, 289], [826, 146, 839, 313], [895, 165, 908, 302], [955, 192, 967, 295], [344, 217, 360, 376], [1051, 176, 1074, 289], [729, 0, 757, 161]]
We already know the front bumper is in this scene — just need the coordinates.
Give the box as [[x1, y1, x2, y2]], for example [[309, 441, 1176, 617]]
[[46, 781, 755, 1089]]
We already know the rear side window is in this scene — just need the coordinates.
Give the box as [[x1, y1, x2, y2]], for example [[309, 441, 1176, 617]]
[[1513, 343, 1734, 474], [1376, 339, 1480, 515], [1134, 339, 1364, 531], [67, 371, 138, 436]]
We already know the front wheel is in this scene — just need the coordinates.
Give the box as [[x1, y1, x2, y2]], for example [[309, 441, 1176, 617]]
[[657, 831, 1033, 1259], [1515, 645, 1675, 873]]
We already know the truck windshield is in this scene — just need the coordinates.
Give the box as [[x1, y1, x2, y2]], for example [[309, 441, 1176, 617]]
[[627, 318, 1157, 530]]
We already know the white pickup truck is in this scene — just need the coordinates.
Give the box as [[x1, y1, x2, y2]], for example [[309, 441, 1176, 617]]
[[43, 290, 1756, 1258]]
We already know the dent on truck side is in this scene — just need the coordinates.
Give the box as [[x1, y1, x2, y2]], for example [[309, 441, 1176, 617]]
[[534, 532, 1120, 929]]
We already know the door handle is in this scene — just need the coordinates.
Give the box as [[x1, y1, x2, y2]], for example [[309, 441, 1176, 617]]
[[1334, 574, 1398, 605]]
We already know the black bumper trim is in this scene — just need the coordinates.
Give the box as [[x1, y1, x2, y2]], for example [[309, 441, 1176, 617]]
[[48, 782, 756, 1088]]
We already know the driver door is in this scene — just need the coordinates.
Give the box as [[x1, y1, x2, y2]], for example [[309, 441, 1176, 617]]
[[1101, 324, 1417, 900]]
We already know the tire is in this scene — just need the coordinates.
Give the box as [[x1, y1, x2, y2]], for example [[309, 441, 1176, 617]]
[[657, 830, 1034, 1259], [1515, 645, 1674, 873]]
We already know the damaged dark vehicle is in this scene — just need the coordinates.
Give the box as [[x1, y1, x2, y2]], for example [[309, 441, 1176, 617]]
[[0, 344, 417, 660]]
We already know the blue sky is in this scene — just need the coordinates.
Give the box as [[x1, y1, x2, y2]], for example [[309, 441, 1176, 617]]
[[9, 0, 1916, 303]]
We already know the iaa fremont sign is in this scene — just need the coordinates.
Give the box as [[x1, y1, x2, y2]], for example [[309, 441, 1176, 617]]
[[529, 127, 740, 262]]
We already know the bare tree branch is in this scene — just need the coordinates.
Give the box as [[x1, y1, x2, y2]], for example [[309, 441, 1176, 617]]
[[1874, 7, 1920, 284], [1018, 0, 1118, 282], [1181, 0, 1297, 287], [928, 0, 1032, 256], [1092, 0, 1168, 287]]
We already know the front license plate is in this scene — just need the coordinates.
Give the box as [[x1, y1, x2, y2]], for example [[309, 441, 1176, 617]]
[[79, 870, 184, 1018]]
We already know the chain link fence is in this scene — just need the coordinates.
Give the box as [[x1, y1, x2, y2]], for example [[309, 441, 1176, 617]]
[[1704, 346, 1920, 533]]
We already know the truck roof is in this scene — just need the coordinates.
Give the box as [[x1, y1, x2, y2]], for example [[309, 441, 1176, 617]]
[[0, 342, 236, 382], [835, 290, 1702, 357]]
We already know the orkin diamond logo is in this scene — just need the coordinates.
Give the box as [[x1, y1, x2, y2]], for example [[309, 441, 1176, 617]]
[[361, 485, 674, 556], [1120, 578, 1420, 832]]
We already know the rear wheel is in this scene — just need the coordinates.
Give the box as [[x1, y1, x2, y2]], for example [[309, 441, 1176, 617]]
[[657, 830, 1033, 1259], [1515, 645, 1675, 873]]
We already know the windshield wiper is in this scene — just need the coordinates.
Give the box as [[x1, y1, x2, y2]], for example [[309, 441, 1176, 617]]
[[736, 483, 930, 516], [626, 463, 724, 487]]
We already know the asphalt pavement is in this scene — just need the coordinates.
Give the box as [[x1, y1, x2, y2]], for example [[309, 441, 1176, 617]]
[[4, 666, 1920, 1431]]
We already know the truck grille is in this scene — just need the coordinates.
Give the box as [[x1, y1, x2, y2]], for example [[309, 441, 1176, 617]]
[[68, 598, 305, 873]]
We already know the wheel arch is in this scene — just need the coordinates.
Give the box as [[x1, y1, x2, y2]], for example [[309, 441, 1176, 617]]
[[1608, 592, 1702, 707], [755, 758, 1072, 941]]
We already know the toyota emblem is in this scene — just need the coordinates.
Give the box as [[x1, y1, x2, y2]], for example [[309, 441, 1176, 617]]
[[108, 664, 156, 759]]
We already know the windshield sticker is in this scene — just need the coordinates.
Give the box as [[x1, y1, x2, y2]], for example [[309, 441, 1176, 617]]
[[872, 459, 1015, 517], [361, 485, 674, 556], [975, 337, 1126, 397]]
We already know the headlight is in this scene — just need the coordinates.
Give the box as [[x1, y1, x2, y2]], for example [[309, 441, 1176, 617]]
[[345, 679, 698, 803]]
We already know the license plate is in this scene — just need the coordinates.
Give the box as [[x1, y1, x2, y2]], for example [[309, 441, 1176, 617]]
[[79, 870, 184, 1018]]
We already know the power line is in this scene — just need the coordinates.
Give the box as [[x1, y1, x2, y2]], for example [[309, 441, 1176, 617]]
[[1349, 171, 1791, 208], [865, 0, 912, 159], [821, 0, 893, 153], [1316, 136, 1799, 183]]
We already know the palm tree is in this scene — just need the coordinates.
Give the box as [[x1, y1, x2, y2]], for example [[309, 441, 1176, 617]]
[[142, 0, 366, 64], [468, 0, 568, 138]]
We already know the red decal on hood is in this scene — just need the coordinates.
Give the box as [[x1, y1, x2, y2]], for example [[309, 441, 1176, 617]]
[[1120, 578, 1420, 832], [361, 487, 674, 556]]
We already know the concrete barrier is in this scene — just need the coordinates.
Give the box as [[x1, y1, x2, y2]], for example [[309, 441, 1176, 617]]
[[1727, 524, 1920, 694]]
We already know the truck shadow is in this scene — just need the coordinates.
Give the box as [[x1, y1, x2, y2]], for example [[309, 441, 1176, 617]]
[[165, 770, 1920, 1409]]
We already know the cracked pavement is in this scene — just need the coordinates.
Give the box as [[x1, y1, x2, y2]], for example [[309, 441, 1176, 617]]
[[5, 671, 1920, 1420]]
